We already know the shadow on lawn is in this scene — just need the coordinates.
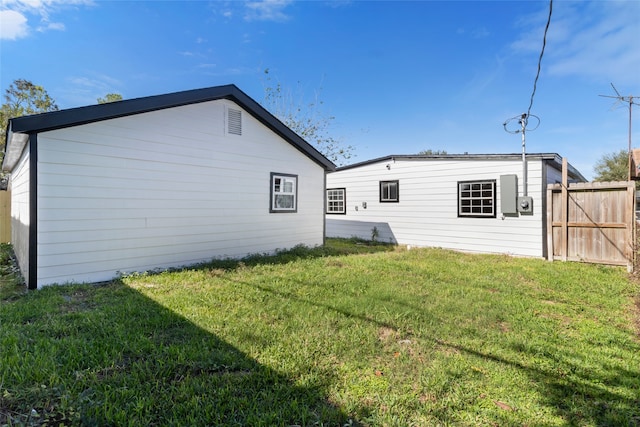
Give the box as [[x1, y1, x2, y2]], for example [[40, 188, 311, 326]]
[[440, 339, 640, 426], [0, 280, 356, 426], [223, 274, 640, 426], [198, 239, 396, 271]]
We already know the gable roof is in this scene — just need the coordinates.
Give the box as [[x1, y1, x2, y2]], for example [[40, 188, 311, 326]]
[[334, 153, 587, 182], [2, 84, 336, 172]]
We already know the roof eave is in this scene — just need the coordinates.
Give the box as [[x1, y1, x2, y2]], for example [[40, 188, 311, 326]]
[[3, 84, 336, 172], [2, 123, 30, 172], [334, 153, 563, 171]]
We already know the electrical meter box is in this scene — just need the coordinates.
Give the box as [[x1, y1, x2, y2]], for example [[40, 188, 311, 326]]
[[500, 174, 518, 214], [517, 196, 533, 214]]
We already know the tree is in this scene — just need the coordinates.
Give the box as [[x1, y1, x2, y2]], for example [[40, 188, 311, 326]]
[[1, 79, 59, 165], [1, 79, 59, 135], [261, 69, 354, 166], [593, 149, 629, 182], [417, 149, 448, 155], [97, 93, 123, 104]]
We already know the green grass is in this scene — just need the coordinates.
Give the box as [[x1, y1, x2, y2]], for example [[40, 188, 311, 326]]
[[1, 239, 639, 426]]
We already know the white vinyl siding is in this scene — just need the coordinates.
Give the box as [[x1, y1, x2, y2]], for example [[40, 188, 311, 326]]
[[9, 145, 31, 284], [326, 158, 548, 257], [34, 99, 325, 287]]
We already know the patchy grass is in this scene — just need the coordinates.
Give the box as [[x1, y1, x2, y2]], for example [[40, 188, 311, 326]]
[[0, 243, 25, 301], [1, 239, 638, 426]]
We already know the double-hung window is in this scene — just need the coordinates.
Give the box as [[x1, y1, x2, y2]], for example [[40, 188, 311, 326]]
[[380, 180, 399, 203], [270, 173, 297, 213], [458, 179, 496, 218], [326, 188, 346, 214]]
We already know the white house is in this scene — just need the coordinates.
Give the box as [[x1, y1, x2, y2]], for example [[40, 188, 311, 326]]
[[325, 154, 585, 258], [2, 84, 335, 289]]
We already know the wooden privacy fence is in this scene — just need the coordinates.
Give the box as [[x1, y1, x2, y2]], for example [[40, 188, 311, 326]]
[[547, 179, 635, 271], [0, 191, 10, 243]]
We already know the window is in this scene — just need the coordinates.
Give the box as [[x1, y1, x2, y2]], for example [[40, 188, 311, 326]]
[[458, 179, 496, 218], [326, 188, 346, 214], [380, 180, 399, 203], [270, 173, 297, 212]]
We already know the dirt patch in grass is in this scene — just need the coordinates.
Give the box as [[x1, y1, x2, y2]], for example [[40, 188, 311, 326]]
[[497, 321, 510, 333], [59, 288, 96, 313], [378, 326, 397, 342]]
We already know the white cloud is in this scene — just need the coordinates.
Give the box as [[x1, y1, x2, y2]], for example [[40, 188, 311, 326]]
[[244, 0, 292, 22], [63, 73, 123, 106], [472, 27, 490, 39], [1, 0, 93, 40], [69, 74, 121, 90], [0, 9, 29, 39], [511, 1, 640, 86], [37, 21, 64, 32]]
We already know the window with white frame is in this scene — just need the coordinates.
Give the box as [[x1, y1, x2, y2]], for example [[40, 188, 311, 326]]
[[270, 173, 297, 213], [380, 180, 399, 203], [458, 179, 496, 218], [326, 188, 346, 214]]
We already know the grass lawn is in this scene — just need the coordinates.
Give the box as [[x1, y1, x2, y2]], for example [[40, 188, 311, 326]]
[[1, 239, 639, 426]]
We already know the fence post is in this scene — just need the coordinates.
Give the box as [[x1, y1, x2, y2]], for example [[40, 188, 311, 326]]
[[546, 186, 554, 261], [627, 181, 635, 272], [561, 158, 568, 261]]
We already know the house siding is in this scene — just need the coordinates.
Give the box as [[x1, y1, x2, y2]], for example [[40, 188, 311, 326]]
[[34, 99, 325, 286], [9, 144, 30, 284], [326, 158, 547, 257], [545, 164, 563, 184]]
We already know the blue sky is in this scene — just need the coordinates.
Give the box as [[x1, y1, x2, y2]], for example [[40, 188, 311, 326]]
[[1, 1, 639, 178]]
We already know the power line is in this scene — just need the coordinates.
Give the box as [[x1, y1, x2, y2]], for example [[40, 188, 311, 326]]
[[526, 0, 553, 122], [501, 0, 553, 199], [502, 0, 553, 133]]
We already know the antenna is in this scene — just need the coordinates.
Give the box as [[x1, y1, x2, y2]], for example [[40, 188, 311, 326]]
[[599, 83, 638, 180]]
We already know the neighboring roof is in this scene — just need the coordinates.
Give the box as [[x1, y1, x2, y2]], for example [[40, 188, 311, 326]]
[[334, 153, 587, 182], [2, 84, 336, 172]]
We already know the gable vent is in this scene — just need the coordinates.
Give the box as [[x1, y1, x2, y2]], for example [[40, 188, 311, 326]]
[[227, 108, 242, 135]]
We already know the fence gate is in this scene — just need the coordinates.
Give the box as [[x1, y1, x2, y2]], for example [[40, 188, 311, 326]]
[[547, 176, 635, 271]]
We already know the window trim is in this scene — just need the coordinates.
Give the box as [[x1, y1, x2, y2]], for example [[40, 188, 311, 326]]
[[457, 179, 496, 218], [326, 187, 346, 215], [379, 180, 399, 203], [270, 172, 298, 213]]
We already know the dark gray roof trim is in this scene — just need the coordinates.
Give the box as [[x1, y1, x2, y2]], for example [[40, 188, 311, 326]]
[[3, 84, 335, 172], [335, 153, 586, 182]]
